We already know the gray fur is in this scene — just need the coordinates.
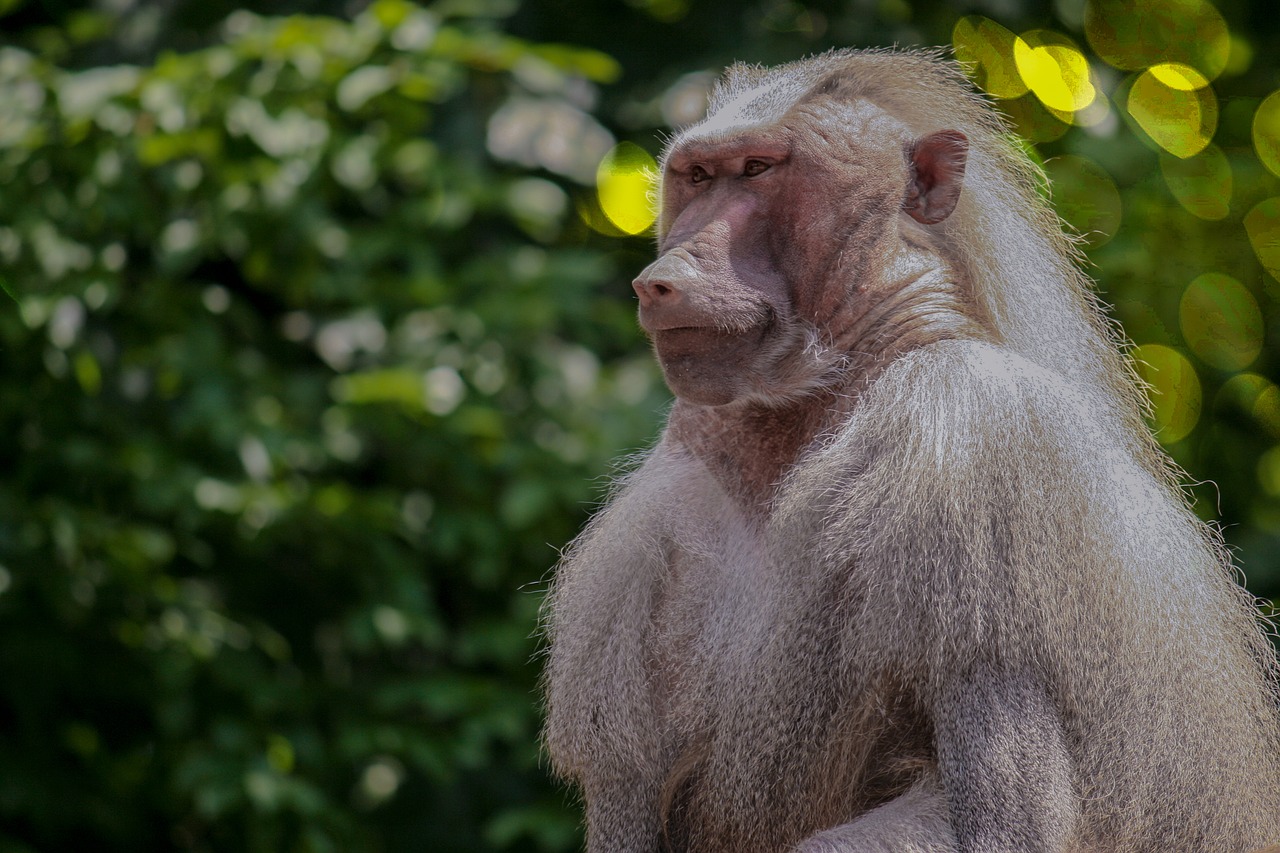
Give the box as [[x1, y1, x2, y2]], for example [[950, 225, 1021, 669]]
[[542, 49, 1280, 853]]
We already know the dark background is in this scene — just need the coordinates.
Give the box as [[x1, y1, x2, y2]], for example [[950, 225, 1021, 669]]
[[1, 0, 1278, 850]]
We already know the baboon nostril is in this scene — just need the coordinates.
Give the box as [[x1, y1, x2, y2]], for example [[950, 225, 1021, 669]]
[[633, 276, 682, 307]]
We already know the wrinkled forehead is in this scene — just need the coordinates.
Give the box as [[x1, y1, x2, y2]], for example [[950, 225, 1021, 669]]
[[679, 67, 817, 140], [666, 71, 911, 159], [704, 77, 795, 131]]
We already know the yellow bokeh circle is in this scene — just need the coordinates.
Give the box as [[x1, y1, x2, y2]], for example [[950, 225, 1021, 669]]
[[1132, 343, 1201, 444], [1178, 273, 1263, 371], [1158, 145, 1231, 221], [596, 142, 658, 236], [1257, 446, 1280, 497], [1244, 197, 1280, 286], [952, 19, 1106, 133], [1014, 32, 1096, 114], [952, 16, 1028, 100], [1148, 63, 1210, 92], [1255, 385, 1280, 438], [1252, 92, 1280, 179], [1215, 374, 1280, 439], [1125, 64, 1217, 159]]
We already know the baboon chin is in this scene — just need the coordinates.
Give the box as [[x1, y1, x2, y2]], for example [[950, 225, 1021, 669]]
[[543, 48, 1280, 853], [649, 326, 769, 407]]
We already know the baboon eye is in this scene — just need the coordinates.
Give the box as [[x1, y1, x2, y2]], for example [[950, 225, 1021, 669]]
[[690, 165, 710, 185], [743, 159, 771, 177]]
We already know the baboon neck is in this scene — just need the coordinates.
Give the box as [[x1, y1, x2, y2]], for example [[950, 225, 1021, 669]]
[[668, 388, 851, 515], [833, 239, 980, 369]]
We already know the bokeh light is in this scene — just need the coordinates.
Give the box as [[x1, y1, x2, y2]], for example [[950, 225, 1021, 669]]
[[1014, 31, 1096, 114], [952, 18, 1117, 135], [1132, 343, 1201, 444], [1252, 92, 1280, 179], [1217, 373, 1280, 437], [1244, 198, 1280, 287], [1258, 446, 1280, 497], [1043, 155, 1121, 247], [1125, 64, 1216, 158], [1179, 273, 1263, 371], [952, 16, 1028, 100], [1159, 145, 1231, 220], [1252, 387, 1280, 439], [595, 142, 658, 235], [1150, 63, 1211, 92], [1085, 0, 1230, 81], [1068, 89, 1116, 131]]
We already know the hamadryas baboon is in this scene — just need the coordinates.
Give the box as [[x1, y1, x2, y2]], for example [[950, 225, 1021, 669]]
[[543, 48, 1280, 852]]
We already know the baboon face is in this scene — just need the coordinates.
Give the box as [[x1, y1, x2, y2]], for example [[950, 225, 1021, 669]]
[[632, 91, 968, 407]]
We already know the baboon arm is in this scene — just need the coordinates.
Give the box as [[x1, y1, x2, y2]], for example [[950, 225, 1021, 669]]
[[932, 665, 1079, 852], [545, 451, 685, 852], [789, 668, 1077, 853], [791, 780, 959, 852], [583, 774, 663, 853]]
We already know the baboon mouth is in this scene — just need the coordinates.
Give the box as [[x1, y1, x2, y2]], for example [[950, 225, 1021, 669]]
[[645, 321, 743, 333], [653, 324, 766, 349], [643, 308, 774, 338]]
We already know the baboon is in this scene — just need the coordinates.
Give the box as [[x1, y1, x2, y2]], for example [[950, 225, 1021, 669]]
[[542, 49, 1280, 852]]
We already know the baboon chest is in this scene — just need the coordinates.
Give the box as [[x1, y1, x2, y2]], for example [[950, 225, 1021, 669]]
[[646, 516, 781, 726]]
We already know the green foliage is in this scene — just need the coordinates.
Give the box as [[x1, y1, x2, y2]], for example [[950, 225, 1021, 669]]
[[3, 0, 1280, 850], [0, 1, 658, 850]]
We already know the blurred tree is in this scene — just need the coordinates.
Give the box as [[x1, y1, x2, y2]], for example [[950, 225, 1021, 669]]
[[1, 0, 1280, 851], [0, 1, 661, 850]]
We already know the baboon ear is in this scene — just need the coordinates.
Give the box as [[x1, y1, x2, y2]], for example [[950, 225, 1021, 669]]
[[904, 130, 968, 225]]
